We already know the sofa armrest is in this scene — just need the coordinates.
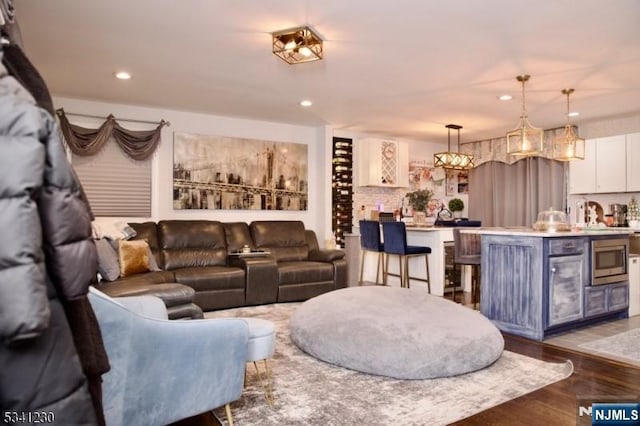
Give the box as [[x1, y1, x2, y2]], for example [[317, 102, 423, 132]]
[[113, 294, 169, 320], [309, 248, 345, 262], [229, 255, 279, 305]]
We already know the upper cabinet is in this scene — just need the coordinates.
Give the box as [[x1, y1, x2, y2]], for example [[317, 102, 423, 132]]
[[595, 135, 626, 193], [626, 133, 640, 192], [569, 133, 637, 194], [356, 138, 409, 187], [568, 139, 596, 194]]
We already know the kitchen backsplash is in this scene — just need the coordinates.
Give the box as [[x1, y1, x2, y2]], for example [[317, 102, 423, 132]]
[[567, 192, 640, 225], [353, 159, 470, 225]]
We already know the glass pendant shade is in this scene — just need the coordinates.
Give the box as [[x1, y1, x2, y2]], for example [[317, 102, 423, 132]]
[[553, 88, 585, 161], [506, 75, 544, 156], [434, 124, 474, 170]]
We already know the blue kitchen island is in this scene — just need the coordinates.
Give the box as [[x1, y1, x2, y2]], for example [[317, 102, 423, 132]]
[[477, 228, 632, 341]]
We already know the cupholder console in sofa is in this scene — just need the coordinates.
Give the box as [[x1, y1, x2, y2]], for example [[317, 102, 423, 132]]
[[95, 220, 347, 316]]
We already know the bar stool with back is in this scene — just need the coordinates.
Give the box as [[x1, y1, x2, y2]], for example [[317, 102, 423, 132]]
[[453, 227, 481, 308], [359, 220, 385, 285], [381, 221, 431, 292]]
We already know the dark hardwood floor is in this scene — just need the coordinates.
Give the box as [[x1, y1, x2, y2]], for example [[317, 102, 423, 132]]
[[453, 333, 640, 425]]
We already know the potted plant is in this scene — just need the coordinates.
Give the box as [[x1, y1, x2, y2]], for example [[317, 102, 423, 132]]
[[448, 198, 464, 219], [406, 189, 434, 223]]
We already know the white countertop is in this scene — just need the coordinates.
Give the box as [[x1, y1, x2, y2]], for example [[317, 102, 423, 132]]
[[470, 227, 634, 237], [404, 225, 455, 232]]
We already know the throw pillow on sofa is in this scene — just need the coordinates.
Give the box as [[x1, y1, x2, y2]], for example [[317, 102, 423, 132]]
[[118, 240, 151, 277], [95, 238, 121, 281], [95, 238, 162, 281]]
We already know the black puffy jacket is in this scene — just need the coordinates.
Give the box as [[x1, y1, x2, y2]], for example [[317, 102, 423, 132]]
[[0, 47, 107, 424]]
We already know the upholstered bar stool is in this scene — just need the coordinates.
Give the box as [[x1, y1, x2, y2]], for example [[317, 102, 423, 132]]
[[381, 221, 431, 292], [453, 228, 481, 308], [242, 318, 276, 405], [359, 220, 386, 285]]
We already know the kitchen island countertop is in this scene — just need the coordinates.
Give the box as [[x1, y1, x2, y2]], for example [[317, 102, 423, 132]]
[[464, 227, 634, 237]]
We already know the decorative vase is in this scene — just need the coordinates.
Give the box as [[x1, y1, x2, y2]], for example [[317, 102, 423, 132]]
[[415, 211, 426, 224], [453, 211, 462, 219]]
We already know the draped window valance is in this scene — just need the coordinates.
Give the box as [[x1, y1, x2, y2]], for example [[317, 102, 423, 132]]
[[56, 108, 168, 160], [460, 126, 572, 167]]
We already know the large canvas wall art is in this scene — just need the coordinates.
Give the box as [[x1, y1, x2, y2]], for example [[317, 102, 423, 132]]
[[173, 133, 308, 210]]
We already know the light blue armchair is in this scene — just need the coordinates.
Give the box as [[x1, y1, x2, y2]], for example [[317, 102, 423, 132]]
[[88, 287, 248, 426]]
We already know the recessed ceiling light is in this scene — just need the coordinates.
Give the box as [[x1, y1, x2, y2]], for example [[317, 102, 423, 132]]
[[497, 94, 512, 101], [300, 99, 313, 107], [568, 111, 580, 117], [114, 71, 132, 80]]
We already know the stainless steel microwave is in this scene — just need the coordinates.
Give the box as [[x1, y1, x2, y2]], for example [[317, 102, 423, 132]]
[[591, 238, 629, 285]]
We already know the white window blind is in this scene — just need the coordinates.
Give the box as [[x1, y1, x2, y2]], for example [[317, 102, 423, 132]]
[[72, 139, 151, 217]]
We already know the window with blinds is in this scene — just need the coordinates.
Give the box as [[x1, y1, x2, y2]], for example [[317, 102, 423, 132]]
[[72, 139, 151, 217]]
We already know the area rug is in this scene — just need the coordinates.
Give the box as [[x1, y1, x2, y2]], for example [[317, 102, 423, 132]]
[[578, 328, 640, 363], [207, 302, 573, 426]]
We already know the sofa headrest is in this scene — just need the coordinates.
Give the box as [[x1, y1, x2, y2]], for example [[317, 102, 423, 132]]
[[158, 220, 228, 269], [129, 222, 162, 267], [223, 222, 254, 252], [250, 221, 309, 261]]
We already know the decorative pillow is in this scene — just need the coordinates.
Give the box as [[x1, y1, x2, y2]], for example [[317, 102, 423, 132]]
[[95, 238, 121, 281], [92, 219, 138, 240], [118, 240, 151, 277]]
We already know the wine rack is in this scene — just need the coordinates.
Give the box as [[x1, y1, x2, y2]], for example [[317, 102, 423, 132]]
[[331, 137, 353, 247]]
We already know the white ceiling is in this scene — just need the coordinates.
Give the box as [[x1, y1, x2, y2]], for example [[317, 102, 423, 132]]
[[12, 0, 640, 145]]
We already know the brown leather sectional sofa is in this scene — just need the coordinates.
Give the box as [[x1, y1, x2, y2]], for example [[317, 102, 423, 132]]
[[97, 220, 347, 319]]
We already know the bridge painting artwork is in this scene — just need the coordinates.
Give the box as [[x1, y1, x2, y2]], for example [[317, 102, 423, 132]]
[[173, 132, 308, 210]]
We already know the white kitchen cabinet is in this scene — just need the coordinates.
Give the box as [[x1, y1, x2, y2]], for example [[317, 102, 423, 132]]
[[626, 133, 640, 192], [569, 139, 596, 194], [569, 135, 629, 194], [356, 138, 408, 187], [595, 135, 626, 193]]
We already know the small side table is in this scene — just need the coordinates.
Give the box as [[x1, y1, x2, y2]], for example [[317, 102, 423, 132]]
[[344, 233, 360, 287]]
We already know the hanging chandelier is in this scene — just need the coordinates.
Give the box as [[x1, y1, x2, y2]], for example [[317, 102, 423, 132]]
[[506, 75, 544, 156], [553, 88, 585, 161], [434, 124, 474, 170]]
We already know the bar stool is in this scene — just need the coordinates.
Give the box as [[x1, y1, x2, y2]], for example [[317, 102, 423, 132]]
[[453, 228, 481, 308], [359, 220, 385, 284], [381, 221, 431, 292]]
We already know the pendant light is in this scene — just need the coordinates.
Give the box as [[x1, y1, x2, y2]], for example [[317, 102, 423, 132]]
[[434, 124, 474, 170], [553, 88, 585, 161], [506, 75, 544, 156]]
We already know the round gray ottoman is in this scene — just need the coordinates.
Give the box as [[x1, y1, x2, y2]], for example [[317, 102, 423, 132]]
[[290, 286, 504, 379]]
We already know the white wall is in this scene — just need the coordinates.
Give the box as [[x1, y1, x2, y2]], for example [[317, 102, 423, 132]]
[[54, 97, 333, 240]]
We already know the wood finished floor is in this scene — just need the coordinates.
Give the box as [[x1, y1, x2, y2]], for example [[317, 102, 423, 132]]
[[174, 291, 640, 426]]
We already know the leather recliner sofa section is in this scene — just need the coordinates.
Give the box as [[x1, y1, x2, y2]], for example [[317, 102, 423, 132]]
[[96, 220, 347, 315]]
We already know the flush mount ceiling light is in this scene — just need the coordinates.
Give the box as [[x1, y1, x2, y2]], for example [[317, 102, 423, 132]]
[[434, 124, 474, 170], [553, 88, 585, 161], [114, 71, 132, 80], [272, 26, 323, 64], [506, 74, 544, 156]]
